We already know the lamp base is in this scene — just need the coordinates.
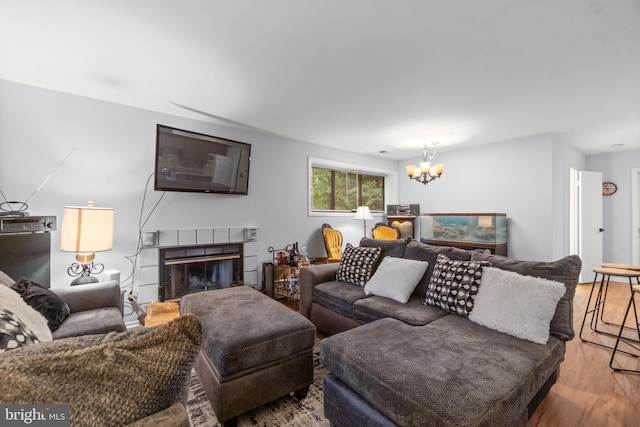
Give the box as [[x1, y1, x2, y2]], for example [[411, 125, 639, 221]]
[[70, 274, 100, 286], [67, 261, 104, 286]]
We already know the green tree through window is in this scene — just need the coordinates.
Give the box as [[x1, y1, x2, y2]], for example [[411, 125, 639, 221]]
[[311, 166, 384, 212]]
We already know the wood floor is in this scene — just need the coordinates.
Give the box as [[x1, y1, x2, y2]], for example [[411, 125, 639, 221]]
[[528, 279, 640, 427]]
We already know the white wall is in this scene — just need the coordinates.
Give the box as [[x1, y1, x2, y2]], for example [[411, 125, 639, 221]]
[[587, 149, 640, 263], [0, 80, 397, 294]]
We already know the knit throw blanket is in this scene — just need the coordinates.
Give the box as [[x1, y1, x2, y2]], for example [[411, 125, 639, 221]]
[[0, 314, 202, 426]]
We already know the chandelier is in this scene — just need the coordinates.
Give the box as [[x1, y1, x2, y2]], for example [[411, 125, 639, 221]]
[[405, 142, 444, 185]]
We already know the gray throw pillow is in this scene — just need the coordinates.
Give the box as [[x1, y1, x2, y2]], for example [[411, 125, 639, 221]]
[[11, 278, 70, 332]]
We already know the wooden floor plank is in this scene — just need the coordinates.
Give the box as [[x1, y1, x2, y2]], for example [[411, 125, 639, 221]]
[[528, 280, 640, 426]]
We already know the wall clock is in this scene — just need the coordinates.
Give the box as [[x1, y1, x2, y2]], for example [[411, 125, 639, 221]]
[[602, 182, 617, 196]]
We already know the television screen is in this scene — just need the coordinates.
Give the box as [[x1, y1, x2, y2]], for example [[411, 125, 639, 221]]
[[155, 124, 251, 194]]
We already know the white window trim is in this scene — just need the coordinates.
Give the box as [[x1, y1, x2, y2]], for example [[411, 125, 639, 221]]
[[307, 156, 398, 217]]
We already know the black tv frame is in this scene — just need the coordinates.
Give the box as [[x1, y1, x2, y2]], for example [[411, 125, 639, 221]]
[[154, 124, 251, 195]]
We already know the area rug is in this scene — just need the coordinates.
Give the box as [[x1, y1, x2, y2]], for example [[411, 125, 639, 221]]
[[187, 348, 330, 427]]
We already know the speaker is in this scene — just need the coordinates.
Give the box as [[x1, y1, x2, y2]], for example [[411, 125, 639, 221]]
[[386, 205, 398, 215], [102, 270, 121, 285], [409, 204, 420, 216], [262, 262, 274, 298]]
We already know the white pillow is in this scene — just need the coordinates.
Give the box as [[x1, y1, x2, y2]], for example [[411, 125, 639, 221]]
[[469, 267, 566, 344], [364, 256, 428, 304], [0, 283, 52, 342]]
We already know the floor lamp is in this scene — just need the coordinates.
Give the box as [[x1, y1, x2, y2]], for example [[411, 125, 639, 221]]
[[354, 206, 374, 237]]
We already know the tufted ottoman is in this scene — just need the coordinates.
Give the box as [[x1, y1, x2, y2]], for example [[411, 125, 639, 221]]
[[180, 286, 316, 426]]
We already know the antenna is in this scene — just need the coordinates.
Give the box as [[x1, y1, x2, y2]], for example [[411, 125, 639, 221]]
[[0, 147, 77, 217]]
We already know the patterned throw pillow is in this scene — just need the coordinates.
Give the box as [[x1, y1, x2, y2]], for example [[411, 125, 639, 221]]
[[336, 244, 382, 287], [0, 308, 40, 353], [424, 254, 491, 316]]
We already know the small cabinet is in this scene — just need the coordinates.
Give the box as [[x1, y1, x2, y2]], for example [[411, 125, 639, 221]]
[[268, 246, 309, 309], [420, 213, 507, 256]]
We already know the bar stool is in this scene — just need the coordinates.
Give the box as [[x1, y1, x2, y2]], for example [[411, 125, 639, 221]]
[[609, 283, 640, 373], [579, 266, 640, 354]]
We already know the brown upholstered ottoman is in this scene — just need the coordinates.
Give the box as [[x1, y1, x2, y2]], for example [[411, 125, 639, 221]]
[[180, 286, 316, 426]]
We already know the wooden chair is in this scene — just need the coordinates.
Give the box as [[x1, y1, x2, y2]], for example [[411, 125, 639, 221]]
[[372, 222, 400, 240], [322, 223, 343, 263]]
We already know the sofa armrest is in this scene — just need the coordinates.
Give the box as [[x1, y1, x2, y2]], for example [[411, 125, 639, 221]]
[[53, 281, 124, 315], [299, 263, 339, 319]]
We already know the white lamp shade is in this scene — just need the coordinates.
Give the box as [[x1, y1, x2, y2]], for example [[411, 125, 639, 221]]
[[354, 206, 374, 221], [60, 206, 114, 253]]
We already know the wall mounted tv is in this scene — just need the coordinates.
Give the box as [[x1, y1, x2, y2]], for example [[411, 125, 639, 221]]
[[155, 124, 251, 195]]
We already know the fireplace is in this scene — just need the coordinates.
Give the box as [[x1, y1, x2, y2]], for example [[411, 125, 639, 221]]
[[158, 242, 243, 301]]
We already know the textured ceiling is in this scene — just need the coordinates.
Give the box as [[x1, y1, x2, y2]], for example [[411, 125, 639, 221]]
[[1, 0, 639, 159]]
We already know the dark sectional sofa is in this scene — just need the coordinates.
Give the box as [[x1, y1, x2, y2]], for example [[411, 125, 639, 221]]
[[299, 237, 581, 427]]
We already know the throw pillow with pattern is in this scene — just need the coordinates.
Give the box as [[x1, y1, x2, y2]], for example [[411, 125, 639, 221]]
[[423, 254, 491, 316], [0, 308, 40, 353], [336, 243, 382, 287]]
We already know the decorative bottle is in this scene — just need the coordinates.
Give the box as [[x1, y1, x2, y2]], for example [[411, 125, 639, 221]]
[[290, 242, 299, 267]]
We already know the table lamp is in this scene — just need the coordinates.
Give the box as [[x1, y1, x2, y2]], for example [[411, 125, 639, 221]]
[[60, 201, 114, 285]]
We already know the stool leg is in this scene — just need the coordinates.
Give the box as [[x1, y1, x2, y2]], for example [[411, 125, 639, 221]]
[[599, 275, 614, 324], [580, 273, 602, 342], [609, 291, 640, 373]]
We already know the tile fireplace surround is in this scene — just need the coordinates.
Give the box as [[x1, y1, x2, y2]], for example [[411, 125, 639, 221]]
[[134, 227, 258, 317]]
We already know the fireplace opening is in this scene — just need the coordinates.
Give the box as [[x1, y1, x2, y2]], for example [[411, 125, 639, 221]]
[[159, 243, 243, 301]]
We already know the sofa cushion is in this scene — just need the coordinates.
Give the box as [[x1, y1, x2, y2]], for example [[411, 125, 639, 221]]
[[52, 307, 127, 340], [0, 314, 202, 427], [470, 252, 581, 341], [403, 240, 474, 297], [353, 295, 448, 326], [320, 316, 565, 427], [0, 308, 41, 353], [364, 256, 428, 303], [11, 277, 70, 332], [359, 236, 411, 260], [313, 280, 367, 319], [336, 243, 381, 287], [424, 254, 490, 316], [0, 281, 52, 342], [469, 267, 566, 344]]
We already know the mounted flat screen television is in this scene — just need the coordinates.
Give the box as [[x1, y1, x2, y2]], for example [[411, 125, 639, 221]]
[[155, 124, 251, 195]]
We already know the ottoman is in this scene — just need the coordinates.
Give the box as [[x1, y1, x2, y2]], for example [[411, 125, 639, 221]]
[[180, 286, 316, 426]]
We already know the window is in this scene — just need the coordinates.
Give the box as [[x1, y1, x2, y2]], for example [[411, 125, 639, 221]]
[[308, 157, 394, 215]]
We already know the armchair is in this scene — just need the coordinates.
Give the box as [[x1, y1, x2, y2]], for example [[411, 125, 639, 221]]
[[372, 222, 400, 240], [322, 223, 343, 263]]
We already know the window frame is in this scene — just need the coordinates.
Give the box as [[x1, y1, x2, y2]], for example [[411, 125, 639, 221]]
[[307, 156, 397, 217]]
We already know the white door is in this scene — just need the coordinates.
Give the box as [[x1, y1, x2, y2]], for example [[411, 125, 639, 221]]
[[578, 171, 603, 282]]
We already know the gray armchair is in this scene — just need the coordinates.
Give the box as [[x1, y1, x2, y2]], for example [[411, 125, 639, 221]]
[[52, 280, 127, 339]]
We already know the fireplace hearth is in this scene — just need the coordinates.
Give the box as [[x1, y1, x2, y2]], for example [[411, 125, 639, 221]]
[[159, 242, 243, 301]]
